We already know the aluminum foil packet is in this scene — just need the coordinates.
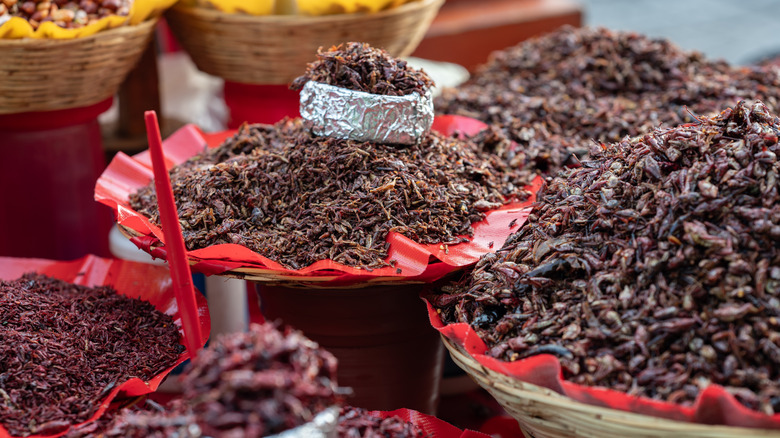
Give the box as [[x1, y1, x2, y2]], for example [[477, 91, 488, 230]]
[[269, 406, 339, 438], [299, 81, 434, 145]]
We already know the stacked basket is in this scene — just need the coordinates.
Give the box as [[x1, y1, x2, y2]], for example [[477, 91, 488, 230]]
[[165, 0, 444, 84], [0, 1, 173, 114]]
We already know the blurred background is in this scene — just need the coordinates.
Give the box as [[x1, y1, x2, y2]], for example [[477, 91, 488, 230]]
[[582, 0, 780, 65], [102, 0, 780, 146]]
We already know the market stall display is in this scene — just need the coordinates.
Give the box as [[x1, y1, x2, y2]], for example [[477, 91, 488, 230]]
[[428, 100, 780, 436], [96, 42, 537, 286], [8, 0, 780, 435], [0, 255, 211, 438], [94, 43, 541, 413]]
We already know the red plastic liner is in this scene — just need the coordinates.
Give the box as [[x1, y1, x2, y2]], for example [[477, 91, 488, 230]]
[[95, 116, 542, 287], [425, 301, 780, 430], [0, 255, 211, 438], [374, 408, 492, 438]]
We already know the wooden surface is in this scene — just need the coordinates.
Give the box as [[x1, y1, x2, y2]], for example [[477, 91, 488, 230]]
[[413, 0, 583, 71]]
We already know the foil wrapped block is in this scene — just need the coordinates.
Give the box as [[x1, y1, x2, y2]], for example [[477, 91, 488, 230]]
[[299, 81, 434, 145], [270, 406, 340, 438]]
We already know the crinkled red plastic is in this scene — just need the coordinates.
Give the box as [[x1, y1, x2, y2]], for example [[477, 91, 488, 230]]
[[95, 116, 542, 287], [0, 255, 211, 438], [374, 408, 492, 438]]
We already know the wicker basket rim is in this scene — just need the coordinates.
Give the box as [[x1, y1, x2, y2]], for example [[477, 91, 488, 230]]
[[170, 0, 442, 26], [0, 18, 157, 47], [441, 336, 780, 436]]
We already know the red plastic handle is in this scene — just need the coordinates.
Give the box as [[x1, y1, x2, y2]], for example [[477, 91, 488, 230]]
[[145, 111, 203, 359]]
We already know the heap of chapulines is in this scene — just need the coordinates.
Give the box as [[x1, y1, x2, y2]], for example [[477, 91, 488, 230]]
[[337, 407, 425, 438], [436, 26, 780, 183], [181, 322, 340, 437], [0, 274, 183, 437], [431, 101, 780, 413], [291, 42, 434, 96], [67, 323, 338, 438], [130, 118, 525, 270], [65, 400, 200, 438], [69, 404, 430, 438]]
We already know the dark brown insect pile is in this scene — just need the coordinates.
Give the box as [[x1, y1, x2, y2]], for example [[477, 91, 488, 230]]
[[179, 322, 340, 437], [0, 273, 183, 437], [432, 101, 780, 413], [290, 42, 434, 96], [337, 407, 426, 438], [65, 400, 200, 438], [0, 0, 131, 30], [436, 26, 780, 184], [129, 118, 525, 270]]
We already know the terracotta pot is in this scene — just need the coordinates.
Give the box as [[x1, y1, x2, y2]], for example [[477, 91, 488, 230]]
[[256, 283, 445, 414]]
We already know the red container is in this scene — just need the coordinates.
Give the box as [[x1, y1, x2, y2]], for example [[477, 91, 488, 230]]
[[257, 283, 445, 415], [0, 99, 113, 259], [223, 81, 301, 128]]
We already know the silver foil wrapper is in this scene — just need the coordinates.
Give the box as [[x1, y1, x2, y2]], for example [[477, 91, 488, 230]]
[[299, 81, 434, 145], [268, 406, 339, 438]]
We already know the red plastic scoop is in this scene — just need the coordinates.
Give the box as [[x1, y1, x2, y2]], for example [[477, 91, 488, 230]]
[[144, 110, 203, 358]]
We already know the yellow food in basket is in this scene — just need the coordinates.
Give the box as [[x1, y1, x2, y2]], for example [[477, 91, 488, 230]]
[[192, 0, 419, 16], [200, 0, 275, 15], [297, 0, 418, 15], [0, 0, 176, 39]]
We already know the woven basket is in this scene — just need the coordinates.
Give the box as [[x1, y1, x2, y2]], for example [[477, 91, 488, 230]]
[[164, 0, 445, 85], [0, 18, 158, 114], [442, 336, 780, 438]]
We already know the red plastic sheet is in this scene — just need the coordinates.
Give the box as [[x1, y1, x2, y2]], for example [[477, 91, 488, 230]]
[[375, 408, 491, 438], [425, 301, 780, 430], [95, 116, 542, 287], [0, 255, 211, 438], [478, 415, 527, 438]]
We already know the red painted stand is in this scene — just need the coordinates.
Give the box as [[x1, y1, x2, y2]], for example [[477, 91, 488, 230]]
[[223, 81, 301, 128], [0, 99, 113, 259]]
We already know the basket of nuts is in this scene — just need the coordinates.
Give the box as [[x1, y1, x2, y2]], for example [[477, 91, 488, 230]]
[[0, 0, 175, 114]]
